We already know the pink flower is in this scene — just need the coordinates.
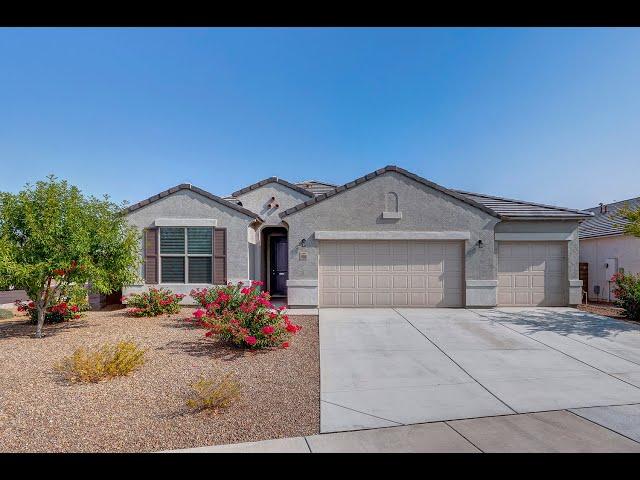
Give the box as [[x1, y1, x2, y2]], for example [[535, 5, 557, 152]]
[[244, 335, 257, 346], [262, 325, 274, 335], [241, 287, 252, 295], [193, 309, 205, 319], [251, 280, 264, 287]]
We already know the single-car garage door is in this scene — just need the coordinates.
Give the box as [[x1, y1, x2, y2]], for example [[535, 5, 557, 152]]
[[497, 241, 567, 306], [319, 240, 464, 307]]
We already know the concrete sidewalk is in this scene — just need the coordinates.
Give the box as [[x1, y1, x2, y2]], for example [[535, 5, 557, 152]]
[[165, 407, 640, 453]]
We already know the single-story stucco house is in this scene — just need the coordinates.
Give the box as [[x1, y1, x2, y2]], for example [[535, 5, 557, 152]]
[[579, 196, 640, 302], [123, 165, 594, 309]]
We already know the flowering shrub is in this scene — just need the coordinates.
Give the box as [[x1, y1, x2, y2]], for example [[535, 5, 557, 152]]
[[611, 272, 640, 321], [124, 288, 185, 317], [16, 299, 82, 324], [190, 281, 302, 349]]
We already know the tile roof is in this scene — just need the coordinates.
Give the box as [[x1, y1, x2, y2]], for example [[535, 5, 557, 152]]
[[295, 180, 338, 196], [579, 196, 640, 239], [125, 184, 263, 221], [453, 190, 594, 220], [279, 165, 502, 219], [231, 177, 314, 198]]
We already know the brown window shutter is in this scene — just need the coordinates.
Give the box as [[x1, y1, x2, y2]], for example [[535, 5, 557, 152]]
[[213, 228, 227, 285], [144, 228, 158, 284]]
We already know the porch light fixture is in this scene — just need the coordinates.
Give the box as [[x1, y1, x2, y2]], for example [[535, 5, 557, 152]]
[[477, 239, 484, 249], [299, 238, 306, 248]]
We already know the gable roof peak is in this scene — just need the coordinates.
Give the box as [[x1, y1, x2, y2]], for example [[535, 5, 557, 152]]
[[125, 183, 263, 221], [231, 176, 314, 198], [280, 165, 501, 219]]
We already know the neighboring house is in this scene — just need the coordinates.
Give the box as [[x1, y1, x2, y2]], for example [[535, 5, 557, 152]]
[[579, 197, 640, 302], [122, 165, 593, 308]]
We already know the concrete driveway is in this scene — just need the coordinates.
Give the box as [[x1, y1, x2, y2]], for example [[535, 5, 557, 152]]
[[320, 307, 640, 433]]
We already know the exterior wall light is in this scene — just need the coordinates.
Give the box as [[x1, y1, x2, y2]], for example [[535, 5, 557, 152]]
[[300, 239, 306, 248], [477, 239, 484, 249]]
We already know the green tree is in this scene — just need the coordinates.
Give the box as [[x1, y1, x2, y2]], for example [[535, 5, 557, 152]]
[[0, 176, 141, 337], [617, 203, 640, 238]]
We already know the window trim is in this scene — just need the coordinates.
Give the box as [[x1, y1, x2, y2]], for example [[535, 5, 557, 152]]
[[158, 227, 213, 284]]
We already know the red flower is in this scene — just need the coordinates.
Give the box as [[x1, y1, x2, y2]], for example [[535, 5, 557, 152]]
[[241, 287, 252, 295], [205, 330, 213, 337], [281, 341, 290, 349], [244, 335, 257, 346], [70, 305, 79, 312], [286, 323, 301, 333], [262, 325, 274, 335], [251, 280, 264, 287], [193, 309, 205, 319], [53, 268, 66, 276]]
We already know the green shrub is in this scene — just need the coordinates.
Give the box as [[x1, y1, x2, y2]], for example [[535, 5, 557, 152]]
[[55, 340, 146, 383], [124, 288, 185, 317], [186, 373, 241, 413], [0, 308, 12, 320], [612, 272, 640, 321], [190, 282, 301, 349], [61, 283, 90, 312]]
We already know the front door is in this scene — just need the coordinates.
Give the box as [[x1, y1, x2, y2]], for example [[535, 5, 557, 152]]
[[269, 235, 288, 296]]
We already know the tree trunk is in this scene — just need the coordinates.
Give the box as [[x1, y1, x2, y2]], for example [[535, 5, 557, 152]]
[[35, 279, 52, 339], [35, 305, 45, 338]]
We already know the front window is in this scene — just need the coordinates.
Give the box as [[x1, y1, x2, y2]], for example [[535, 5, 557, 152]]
[[159, 227, 213, 283]]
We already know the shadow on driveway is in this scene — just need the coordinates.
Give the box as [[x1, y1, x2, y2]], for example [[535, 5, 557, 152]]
[[477, 308, 640, 339]]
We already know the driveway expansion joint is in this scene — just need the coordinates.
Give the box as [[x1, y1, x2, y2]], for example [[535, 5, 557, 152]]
[[567, 408, 640, 445], [321, 399, 403, 427], [392, 308, 517, 415], [470, 309, 640, 392]]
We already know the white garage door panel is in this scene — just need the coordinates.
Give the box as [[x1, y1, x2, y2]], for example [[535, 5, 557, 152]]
[[319, 240, 464, 307], [497, 241, 567, 306]]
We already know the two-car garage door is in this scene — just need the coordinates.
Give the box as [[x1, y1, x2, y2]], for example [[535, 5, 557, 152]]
[[319, 240, 464, 307]]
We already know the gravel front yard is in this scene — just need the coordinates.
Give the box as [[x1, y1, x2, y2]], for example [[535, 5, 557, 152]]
[[0, 308, 319, 452], [577, 302, 627, 320]]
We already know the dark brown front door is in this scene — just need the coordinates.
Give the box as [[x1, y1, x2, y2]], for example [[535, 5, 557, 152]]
[[270, 236, 288, 296]]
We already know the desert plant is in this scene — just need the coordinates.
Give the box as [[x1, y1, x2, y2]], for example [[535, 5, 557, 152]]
[[190, 281, 301, 349], [611, 272, 640, 321], [0, 175, 141, 337], [0, 308, 12, 319], [186, 373, 241, 413], [55, 340, 146, 383], [124, 288, 185, 317]]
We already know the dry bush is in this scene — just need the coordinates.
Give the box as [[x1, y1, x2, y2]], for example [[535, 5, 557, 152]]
[[56, 340, 146, 383], [186, 373, 242, 413]]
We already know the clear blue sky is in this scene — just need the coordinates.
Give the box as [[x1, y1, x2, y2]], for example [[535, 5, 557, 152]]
[[1, 27, 639, 209]]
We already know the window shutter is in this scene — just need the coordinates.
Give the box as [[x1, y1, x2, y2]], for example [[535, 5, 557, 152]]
[[144, 228, 158, 284], [213, 228, 227, 285]]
